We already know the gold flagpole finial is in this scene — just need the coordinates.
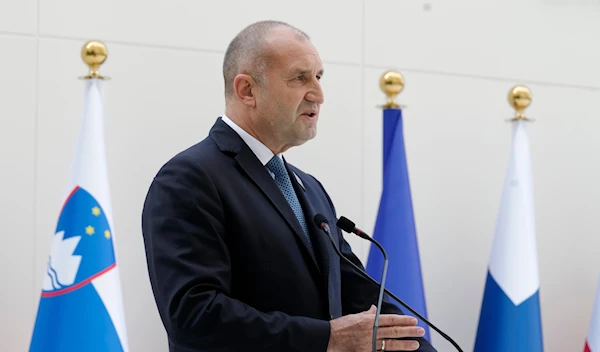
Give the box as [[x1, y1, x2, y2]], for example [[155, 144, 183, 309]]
[[80, 40, 109, 80], [379, 70, 404, 109], [508, 85, 532, 120]]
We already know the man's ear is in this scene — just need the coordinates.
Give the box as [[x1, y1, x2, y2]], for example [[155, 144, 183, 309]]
[[233, 74, 257, 108]]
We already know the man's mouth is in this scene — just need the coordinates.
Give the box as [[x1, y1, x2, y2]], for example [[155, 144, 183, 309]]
[[301, 110, 318, 118]]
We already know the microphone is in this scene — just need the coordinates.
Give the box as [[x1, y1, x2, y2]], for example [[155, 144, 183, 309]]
[[337, 216, 388, 352], [314, 214, 464, 352], [314, 214, 387, 352]]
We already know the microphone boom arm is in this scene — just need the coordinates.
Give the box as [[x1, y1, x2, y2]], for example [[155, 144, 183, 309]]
[[322, 223, 464, 352]]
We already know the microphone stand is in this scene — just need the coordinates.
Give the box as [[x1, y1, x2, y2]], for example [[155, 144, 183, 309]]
[[316, 217, 464, 352]]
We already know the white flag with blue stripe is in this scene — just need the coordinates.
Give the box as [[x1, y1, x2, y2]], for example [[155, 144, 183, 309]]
[[30, 79, 129, 351], [474, 120, 544, 351]]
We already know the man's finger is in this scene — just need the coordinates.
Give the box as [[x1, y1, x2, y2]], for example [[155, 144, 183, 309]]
[[377, 326, 425, 339], [376, 314, 418, 327], [378, 338, 420, 351]]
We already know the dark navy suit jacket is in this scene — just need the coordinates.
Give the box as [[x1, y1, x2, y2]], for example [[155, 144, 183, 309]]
[[141, 118, 436, 351]]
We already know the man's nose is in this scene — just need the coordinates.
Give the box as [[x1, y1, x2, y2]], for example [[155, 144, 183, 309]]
[[306, 81, 324, 105]]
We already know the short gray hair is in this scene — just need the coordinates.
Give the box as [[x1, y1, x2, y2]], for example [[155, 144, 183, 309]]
[[223, 20, 310, 99]]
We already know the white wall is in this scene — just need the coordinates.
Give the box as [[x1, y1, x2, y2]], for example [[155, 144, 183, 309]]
[[1, 0, 599, 351]]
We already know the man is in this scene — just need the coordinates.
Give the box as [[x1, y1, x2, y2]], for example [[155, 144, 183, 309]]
[[141, 20, 436, 352]]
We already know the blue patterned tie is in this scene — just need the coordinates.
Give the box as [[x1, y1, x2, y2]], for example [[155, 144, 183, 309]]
[[266, 156, 312, 249]]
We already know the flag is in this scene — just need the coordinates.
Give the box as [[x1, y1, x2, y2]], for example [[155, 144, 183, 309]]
[[474, 120, 543, 351], [584, 275, 600, 352], [30, 79, 129, 351], [366, 107, 430, 340]]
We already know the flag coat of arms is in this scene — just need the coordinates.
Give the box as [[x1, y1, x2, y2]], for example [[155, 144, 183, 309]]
[[30, 79, 129, 351]]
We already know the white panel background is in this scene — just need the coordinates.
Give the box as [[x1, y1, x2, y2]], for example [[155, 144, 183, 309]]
[[1, 0, 599, 351], [0, 34, 37, 352], [0, 0, 36, 35]]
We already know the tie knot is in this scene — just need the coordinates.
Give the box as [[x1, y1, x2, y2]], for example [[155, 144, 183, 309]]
[[266, 156, 288, 180]]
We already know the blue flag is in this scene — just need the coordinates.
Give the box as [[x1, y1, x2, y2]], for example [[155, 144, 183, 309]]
[[30, 79, 129, 352], [474, 120, 543, 351], [366, 107, 430, 341]]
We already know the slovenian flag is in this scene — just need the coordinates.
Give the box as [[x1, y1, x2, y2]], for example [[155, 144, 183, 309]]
[[474, 119, 543, 351], [29, 79, 129, 351], [584, 275, 600, 352]]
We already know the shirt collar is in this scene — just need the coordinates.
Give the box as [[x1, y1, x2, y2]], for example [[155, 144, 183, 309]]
[[221, 114, 279, 166]]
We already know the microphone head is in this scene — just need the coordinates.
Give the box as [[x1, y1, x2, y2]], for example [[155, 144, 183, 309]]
[[336, 216, 356, 233], [313, 214, 329, 228]]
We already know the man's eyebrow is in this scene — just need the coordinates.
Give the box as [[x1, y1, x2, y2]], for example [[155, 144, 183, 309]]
[[289, 68, 324, 76], [290, 68, 310, 76]]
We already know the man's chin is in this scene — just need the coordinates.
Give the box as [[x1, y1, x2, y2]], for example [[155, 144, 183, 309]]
[[291, 131, 317, 148], [304, 128, 317, 142]]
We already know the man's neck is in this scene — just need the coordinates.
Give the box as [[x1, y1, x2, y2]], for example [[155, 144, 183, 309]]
[[224, 111, 286, 155]]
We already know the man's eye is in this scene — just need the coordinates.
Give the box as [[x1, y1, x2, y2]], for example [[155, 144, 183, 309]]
[[316, 75, 322, 81], [295, 76, 304, 81]]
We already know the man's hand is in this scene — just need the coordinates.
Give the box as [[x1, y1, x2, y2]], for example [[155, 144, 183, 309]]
[[327, 305, 425, 351]]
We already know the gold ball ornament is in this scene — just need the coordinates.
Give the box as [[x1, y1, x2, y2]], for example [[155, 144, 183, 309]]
[[81, 40, 108, 79], [508, 85, 532, 120], [379, 70, 404, 108]]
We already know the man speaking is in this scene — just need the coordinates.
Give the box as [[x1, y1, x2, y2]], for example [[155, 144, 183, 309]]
[[141, 20, 436, 352]]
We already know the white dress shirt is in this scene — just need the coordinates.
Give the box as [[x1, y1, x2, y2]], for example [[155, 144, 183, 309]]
[[221, 115, 281, 179]]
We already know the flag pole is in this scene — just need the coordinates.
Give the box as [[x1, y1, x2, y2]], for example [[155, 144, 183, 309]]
[[29, 38, 129, 351], [368, 69, 432, 343], [508, 84, 532, 121], [474, 84, 543, 351], [378, 70, 404, 109], [79, 40, 110, 80]]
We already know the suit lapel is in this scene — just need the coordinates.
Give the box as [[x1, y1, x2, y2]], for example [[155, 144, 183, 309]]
[[286, 163, 331, 308], [209, 118, 320, 274]]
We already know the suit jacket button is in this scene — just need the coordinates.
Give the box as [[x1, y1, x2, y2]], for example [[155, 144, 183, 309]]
[[330, 314, 334, 320]]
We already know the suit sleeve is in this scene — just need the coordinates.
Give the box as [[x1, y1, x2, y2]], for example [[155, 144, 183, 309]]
[[141, 157, 330, 352], [312, 177, 437, 352]]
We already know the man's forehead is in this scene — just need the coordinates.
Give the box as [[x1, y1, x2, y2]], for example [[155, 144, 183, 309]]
[[264, 31, 323, 73], [284, 53, 324, 73]]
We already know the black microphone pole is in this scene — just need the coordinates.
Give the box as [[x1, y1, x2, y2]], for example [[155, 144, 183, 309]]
[[313, 214, 464, 352], [338, 216, 389, 351], [370, 237, 388, 352], [313, 214, 387, 352]]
